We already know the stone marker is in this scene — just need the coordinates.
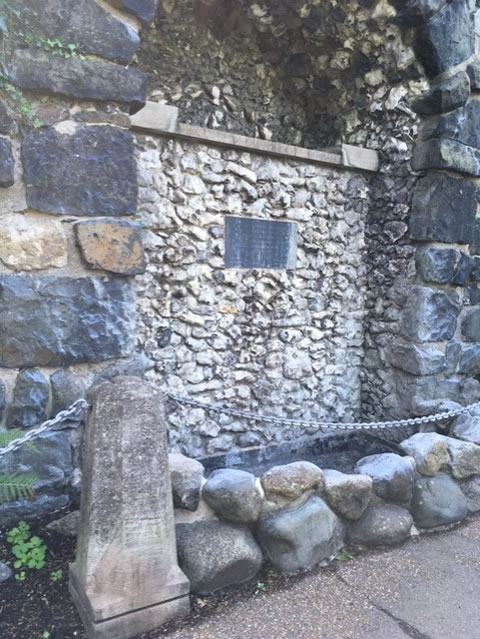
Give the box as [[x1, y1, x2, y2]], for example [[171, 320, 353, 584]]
[[69, 377, 190, 639]]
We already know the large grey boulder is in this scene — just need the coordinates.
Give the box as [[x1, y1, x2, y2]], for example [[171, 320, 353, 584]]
[[256, 496, 343, 574], [399, 432, 449, 476], [355, 453, 416, 506], [260, 461, 324, 506], [459, 475, 480, 512], [410, 475, 468, 528], [202, 469, 263, 523], [451, 411, 480, 445], [169, 454, 204, 512], [176, 521, 263, 593], [347, 504, 413, 548], [323, 470, 372, 520], [439, 435, 480, 479]]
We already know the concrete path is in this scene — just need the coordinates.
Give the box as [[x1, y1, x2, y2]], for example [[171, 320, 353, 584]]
[[162, 517, 480, 639]]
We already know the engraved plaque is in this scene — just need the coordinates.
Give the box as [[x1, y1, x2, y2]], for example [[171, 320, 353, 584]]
[[225, 216, 297, 269]]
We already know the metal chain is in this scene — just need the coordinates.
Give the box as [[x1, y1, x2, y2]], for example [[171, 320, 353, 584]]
[[168, 393, 480, 432], [0, 399, 89, 457]]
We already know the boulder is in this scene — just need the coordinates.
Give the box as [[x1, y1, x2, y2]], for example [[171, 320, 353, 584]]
[[50, 370, 88, 415], [439, 435, 480, 479], [355, 453, 416, 506], [459, 475, 480, 512], [347, 504, 413, 548], [0, 561, 13, 583], [176, 521, 263, 593], [410, 475, 468, 528], [169, 454, 204, 512], [202, 469, 263, 523], [322, 469, 372, 520], [451, 411, 480, 445], [46, 510, 80, 537], [0, 495, 69, 529], [399, 432, 449, 476], [6, 368, 49, 430], [256, 496, 343, 574], [458, 345, 480, 376], [0, 138, 14, 188], [260, 461, 324, 505], [110, 0, 159, 23], [461, 308, 480, 343]]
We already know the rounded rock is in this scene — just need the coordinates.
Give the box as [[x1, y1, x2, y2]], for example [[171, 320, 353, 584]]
[[355, 453, 415, 506], [202, 469, 263, 523], [261, 461, 324, 505], [410, 474, 468, 528], [347, 504, 413, 548], [323, 469, 372, 520], [169, 453, 204, 512], [399, 432, 449, 476]]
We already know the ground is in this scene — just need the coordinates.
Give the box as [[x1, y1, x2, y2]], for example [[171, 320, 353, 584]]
[[2, 510, 480, 639]]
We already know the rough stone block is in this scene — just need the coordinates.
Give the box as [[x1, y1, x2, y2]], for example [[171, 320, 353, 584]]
[[46, 510, 80, 537], [109, 0, 159, 23], [347, 504, 413, 548], [0, 378, 5, 424], [256, 496, 343, 574], [410, 173, 477, 243], [459, 474, 480, 512], [413, 71, 470, 115], [451, 410, 480, 445], [355, 454, 416, 507], [169, 454, 204, 512], [399, 286, 460, 343], [467, 61, 480, 90], [412, 138, 480, 176], [74, 219, 146, 275], [410, 475, 468, 528], [6, 368, 49, 430], [15, 0, 140, 64], [389, 341, 446, 376], [50, 370, 88, 415], [0, 137, 14, 187], [416, 248, 470, 285], [260, 461, 324, 506], [390, 0, 448, 23], [0, 101, 13, 135], [422, 100, 480, 150], [10, 50, 146, 113], [0, 494, 69, 529], [176, 520, 262, 593], [458, 345, 480, 376], [0, 275, 135, 367], [462, 308, 480, 342], [439, 435, 480, 479], [23, 124, 137, 217], [400, 433, 449, 476], [202, 469, 263, 523], [323, 470, 372, 520], [0, 214, 68, 271], [414, 0, 474, 77]]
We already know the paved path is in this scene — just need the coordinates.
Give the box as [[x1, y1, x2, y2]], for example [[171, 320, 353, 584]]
[[161, 517, 480, 639]]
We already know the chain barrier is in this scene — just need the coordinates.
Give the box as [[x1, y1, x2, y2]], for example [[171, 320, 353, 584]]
[[0, 399, 89, 457], [168, 393, 480, 432]]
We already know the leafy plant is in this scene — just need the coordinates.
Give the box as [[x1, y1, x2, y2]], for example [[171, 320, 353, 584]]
[[256, 581, 267, 592], [7, 520, 47, 571], [335, 548, 354, 562], [0, 472, 37, 503], [35, 36, 85, 60], [42, 632, 51, 639], [15, 570, 26, 582], [50, 569, 64, 583]]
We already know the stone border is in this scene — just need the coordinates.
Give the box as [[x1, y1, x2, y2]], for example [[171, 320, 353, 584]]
[[131, 102, 379, 173]]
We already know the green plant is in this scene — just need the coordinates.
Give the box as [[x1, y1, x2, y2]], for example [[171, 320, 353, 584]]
[[50, 569, 64, 583], [0, 430, 39, 503], [35, 36, 85, 60], [15, 570, 26, 582], [42, 632, 51, 639], [335, 548, 354, 562], [256, 581, 267, 592], [7, 520, 47, 571]]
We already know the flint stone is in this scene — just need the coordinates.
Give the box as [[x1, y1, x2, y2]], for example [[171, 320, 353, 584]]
[[459, 474, 480, 511], [22, 124, 137, 217], [74, 219, 146, 275], [467, 62, 480, 90], [461, 308, 480, 342], [256, 496, 343, 574], [50, 370, 88, 415], [399, 433, 449, 476], [439, 435, 480, 479], [46, 510, 80, 537], [389, 341, 446, 376], [0, 101, 13, 135], [355, 453, 416, 506], [471, 256, 480, 280], [412, 138, 480, 177], [202, 469, 263, 523], [458, 345, 480, 376], [410, 173, 476, 243], [323, 469, 372, 520], [413, 71, 470, 115], [14, 0, 140, 64], [0, 494, 69, 529], [416, 248, 470, 285], [0, 561, 13, 582], [176, 520, 262, 593], [109, 0, 159, 23], [260, 461, 324, 505], [347, 504, 413, 548], [471, 220, 480, 256], [10, 50, 146, 113], [0, 138, 14, 187], [0, 275, 135, 368], [410, 474, 468, 528], [6, 368, 49, 430], [169, 454, 204, 511], [451, 411, 480, 445], [414, 0, 474, 77], [399, 286, 460, 343]]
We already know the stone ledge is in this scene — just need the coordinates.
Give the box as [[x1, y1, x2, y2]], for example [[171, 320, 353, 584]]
[[131, 102, 379, 173]]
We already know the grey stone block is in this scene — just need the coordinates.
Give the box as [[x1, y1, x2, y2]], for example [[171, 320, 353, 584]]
[[0, 378, 5, 424], [422, 100, 480, 150], [413, 71, 470, 115], [416, 248, 470, 285], [467, 61, 480, 90], [451, 411, 480, 445], [470, 257, 480, 280], [89, 353, 153, 392], [110, 0, 159, 23], [10, 50, 146, 113], [0, 101, 13, 135], [256, 496, 343, 574], [347, 504, 413, 548], [0, 276, 135, 368], [46, 510, 80, 537], [202, 469, 263, 523], [410, 173, 477, 244], [410, 475, 468, 528], [399, 433, 449, 476], [0, 494, 69, 529], [389, 341, 446, 376], [177, 520, 262, 593], [461, 308, 480, 342], [323, 470, 372, 520], [22, 124, 137, 217], [458, 345, 480, 376], [0, 138, 14, 188], [390, 0, 448, 23], [6, 369, 49, 430], [400, 286, 460, 343], [169, 454, 204, 511], [355, 453, 416, 507], [439, 435, 480, 479], [50, 370, 88, 415], [412, 138, 480, 177]]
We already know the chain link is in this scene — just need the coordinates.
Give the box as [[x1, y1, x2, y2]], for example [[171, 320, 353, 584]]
[[0, 399, 89, 457], [168, 393, 480, 432]]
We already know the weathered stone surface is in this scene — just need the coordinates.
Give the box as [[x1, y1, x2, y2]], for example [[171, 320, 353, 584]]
[[176, 520, 262, 593], [0, 561, 13, 582], [347, 504, 413, 548], [423, 99, 480, 152], [260, 462, 324, 505], [10, 50, 146, 113], [74, 219, 146, 275], [461, 309, 480, 343], [202, 469, 263, 523], [439, 435, 480, 479], [389, 341, 446, 376], [410, 475, 468, 528], [46, 510, 80, 537], [89, 353, 153, 391], [391, 0, 448, 23], [416, 248, 470, 285], [6, 369, 49, 430], [355, 453, 416, 506], [0, 378, 5, 424], [459, 475, 480, 512], [50, 370, 88, 415], [410, 173, 477, 243], [413, 71, 470, 115], [0, 494, 69, 529], [323, 469, 372, 520], [69, 377, 190, 632], [0, 101, 13, 135], [399, 433, 449, 476], [0, 276, 135, 368], [467, 62, 480, 90], [169, 454, 204, 512], [109, 0, 159, 23], [0, 214, 67, 271], [458, 345, 480, 376], [256, 496, 343, 574], [414, 0, 474, 78], [451, 411, 480, 445], [412, 138, 480, 177], [22, 124, 137, 217], [399, 286, 460, 343], [0, 137, 14, 188], [16, 0, 140, 64]]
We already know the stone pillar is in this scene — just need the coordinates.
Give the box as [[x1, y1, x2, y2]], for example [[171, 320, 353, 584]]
[[69, 376, 190, 639]]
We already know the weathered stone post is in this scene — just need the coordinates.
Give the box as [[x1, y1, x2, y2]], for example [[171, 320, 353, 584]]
[[69, 376, 190, 639]]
